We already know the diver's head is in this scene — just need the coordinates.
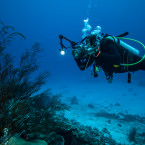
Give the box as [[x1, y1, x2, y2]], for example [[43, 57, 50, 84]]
[[72, 46, 84, 59]]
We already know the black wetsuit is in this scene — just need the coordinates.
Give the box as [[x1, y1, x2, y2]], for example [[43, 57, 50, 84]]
[[75, 35, 145, 79]]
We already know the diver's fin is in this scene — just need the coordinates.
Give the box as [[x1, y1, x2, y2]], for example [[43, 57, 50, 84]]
[[116, 32, 129, 37]]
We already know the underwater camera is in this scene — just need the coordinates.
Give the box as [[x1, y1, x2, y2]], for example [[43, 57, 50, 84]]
[[72, 45, 98, 59], [72, 45, 85, 59], [59, 34, 98, 59]]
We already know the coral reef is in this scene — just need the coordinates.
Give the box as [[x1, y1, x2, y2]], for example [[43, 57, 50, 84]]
[[0, 22, 118, 145], [0, 22, 68, 144]]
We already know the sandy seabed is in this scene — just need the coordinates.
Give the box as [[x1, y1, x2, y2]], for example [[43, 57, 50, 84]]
[[45, 76, 145, 144]]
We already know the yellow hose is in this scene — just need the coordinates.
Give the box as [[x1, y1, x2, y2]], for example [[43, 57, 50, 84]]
[[116, 37, 145, 66]]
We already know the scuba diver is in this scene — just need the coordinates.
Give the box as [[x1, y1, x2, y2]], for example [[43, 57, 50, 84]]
[[59, 19, 145, 83]]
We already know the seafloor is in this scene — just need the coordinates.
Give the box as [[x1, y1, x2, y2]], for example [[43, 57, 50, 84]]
[[47, 76, 145, 144]]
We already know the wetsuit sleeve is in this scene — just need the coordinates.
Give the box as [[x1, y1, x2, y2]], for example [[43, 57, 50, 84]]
[[98, 39, 121, 65], [75, 56, 94, 70]]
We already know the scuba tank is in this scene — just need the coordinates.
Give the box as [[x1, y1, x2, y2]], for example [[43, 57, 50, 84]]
[[106, 36, 139, 56]]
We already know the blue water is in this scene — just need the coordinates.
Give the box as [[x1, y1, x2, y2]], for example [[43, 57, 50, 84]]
[[1, 0, 145, 98], [0, 0, 145, 81]]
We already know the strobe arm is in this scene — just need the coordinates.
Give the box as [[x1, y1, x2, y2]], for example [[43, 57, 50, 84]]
[[59, 34, 77, 49], [59, 34, 72, 43]]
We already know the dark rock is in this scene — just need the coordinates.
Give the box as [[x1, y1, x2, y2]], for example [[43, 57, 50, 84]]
[[88, 104, 95, 109], [71, 96, 78, 105]]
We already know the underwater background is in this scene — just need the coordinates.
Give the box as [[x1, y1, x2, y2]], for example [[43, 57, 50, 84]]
[[1, 0, 145, 144]]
